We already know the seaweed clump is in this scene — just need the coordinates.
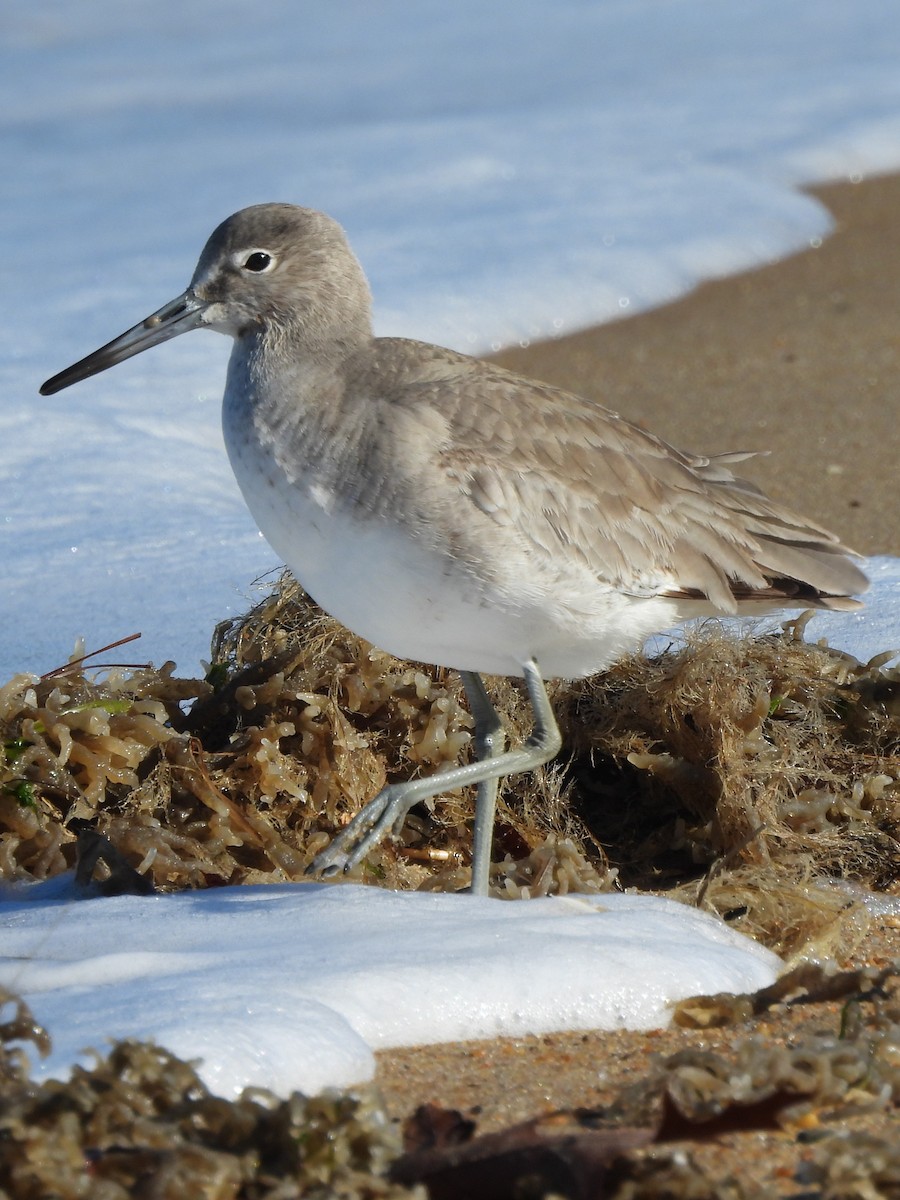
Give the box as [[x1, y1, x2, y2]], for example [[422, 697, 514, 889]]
[[1, 572, 898, 956], [0, 988, 420, 1200], [0, 576, 606, 897]]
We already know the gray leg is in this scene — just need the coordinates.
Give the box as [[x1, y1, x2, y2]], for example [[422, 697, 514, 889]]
[[460, 671, 505, 897], [307, 659, 561, 882]]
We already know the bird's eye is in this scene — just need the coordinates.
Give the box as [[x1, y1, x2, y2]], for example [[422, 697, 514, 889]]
[[242, 251, 274, 273]]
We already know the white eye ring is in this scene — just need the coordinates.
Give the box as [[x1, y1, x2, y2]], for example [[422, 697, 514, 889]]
[[239, 249, 277, 273]]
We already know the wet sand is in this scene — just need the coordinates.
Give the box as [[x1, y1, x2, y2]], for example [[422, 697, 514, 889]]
[[493, 173, 900, 559]]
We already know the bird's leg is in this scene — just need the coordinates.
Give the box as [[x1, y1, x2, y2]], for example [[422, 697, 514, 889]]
[[460, 671, 505, 897], [307, 659, 561, 883]]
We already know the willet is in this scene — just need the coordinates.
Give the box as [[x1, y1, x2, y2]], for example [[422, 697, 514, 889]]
[[41, 203, 868, 895]]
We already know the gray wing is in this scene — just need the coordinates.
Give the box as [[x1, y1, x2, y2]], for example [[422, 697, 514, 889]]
[[377, 344, 867, 612]]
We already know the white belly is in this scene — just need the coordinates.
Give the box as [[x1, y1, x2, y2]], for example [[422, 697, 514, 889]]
[[225, 416, 683, 680]]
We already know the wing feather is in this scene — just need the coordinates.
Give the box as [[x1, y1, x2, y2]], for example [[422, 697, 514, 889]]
[[365, 340, 868, 610]]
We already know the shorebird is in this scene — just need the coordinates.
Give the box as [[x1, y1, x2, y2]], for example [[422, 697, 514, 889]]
[[41, 204, 868, 895]]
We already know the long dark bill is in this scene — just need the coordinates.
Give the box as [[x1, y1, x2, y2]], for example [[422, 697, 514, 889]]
[[40, 290, 207, 396]]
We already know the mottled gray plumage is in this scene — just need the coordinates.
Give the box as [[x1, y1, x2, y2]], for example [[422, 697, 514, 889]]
[[40, 203, 867, 892]]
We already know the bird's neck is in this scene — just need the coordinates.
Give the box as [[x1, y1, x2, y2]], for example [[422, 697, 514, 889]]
[[223, 323, 372, 457]]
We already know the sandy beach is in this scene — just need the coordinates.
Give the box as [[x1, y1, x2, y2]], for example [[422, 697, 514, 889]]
[[374, 172, 900, 1193]]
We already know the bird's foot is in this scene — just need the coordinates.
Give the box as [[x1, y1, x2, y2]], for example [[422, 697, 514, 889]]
[[306, 783, 413, 878]]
